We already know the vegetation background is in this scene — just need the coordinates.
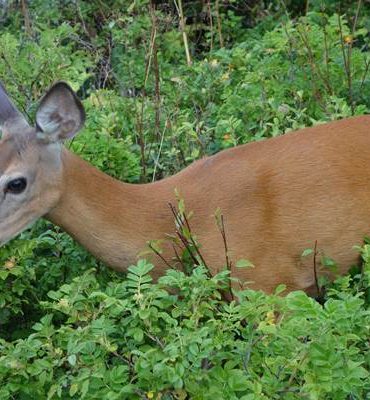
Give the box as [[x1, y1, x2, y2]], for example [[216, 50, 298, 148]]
[[0, 0, 369, 398]]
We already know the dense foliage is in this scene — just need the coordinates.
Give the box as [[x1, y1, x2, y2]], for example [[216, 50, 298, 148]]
[[0, 0, 369, 398]]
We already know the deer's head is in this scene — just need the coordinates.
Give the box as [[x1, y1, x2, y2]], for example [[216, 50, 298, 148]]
[[0, 82, 85, 246]]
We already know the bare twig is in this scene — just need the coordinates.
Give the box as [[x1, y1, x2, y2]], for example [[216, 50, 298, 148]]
[[338, 1, 362, 115], [215, 0, 224, 47], [150, 1, 161, 142], [168, 202, 209, 274], [182, 207, 208, 268], [214, 211, 234, 300], [313, 240, 325, 303], [220, 215, 231, 269], [337, 14, 353, 114], [20, 0, 32, 36], [215, 210, 231, 270], [169, 203, 199, 268], [351, 0, 363, 41], [322, 16, 331, 91], [152, 123, 167, 182], [313, 240, 321, 298], [144, 332, 165, 349], [171, 242, 186, 271], [136, 2, 159, 181], [206, 0, 214, 51], [174, 0, 192, 65], [148, 241, 173, 269], [136, 96, 147, 182], [359, 56, 370, 91]]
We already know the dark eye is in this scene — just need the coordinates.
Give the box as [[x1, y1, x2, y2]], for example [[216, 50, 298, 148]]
[[6, 178, 27, 194]]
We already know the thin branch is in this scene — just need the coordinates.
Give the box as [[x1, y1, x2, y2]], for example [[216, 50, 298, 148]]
[[136, 2, 159, 182], [150, 1, 161, 142], [305, 0, 310, 14], [136, 95, 147, 182], [144, 332, 165, 349], [322, 16, 331, 93], [215, 0, 224, 47], [206, 0, 214, 51], [338, 0, 362, 116], [20, 0, 32, 36], [168, 202, 209, 274], [75, 0, 90, 39], [351, 0, 363, 39], [215, 212, 234, 301], [182, 207, 208, 268], [359, 56, 370, 91], [313, 240, 321, 298], [148, 242, 173, 269], [175, 0, 192, 65], [152, 123, 167, 182], [169, 203, 199, 268], [338, 14, 351, 107], [172, 242, 186, 272], [297, 25, 333, 95]]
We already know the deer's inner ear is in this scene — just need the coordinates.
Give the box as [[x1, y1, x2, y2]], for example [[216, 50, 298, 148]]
[[36, 82, 85, 143]]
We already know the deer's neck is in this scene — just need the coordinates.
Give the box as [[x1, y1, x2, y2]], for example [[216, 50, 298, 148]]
[[46, 149, 172, 272]]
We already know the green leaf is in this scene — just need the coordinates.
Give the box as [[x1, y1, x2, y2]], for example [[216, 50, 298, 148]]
[[302, 248, 314, 257], [69, 383, 78, 397], [274, 284, 286, 295], [236, 259, 255, 269], [227, 369, 249, 391], [68, 354, 77, 366], [321, 255, 337, 271], [286, 291, 324, 318]]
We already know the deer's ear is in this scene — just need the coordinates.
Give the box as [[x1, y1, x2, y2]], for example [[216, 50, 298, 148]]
[[0, 82, 29, 139], [36, 82, 85, 143]]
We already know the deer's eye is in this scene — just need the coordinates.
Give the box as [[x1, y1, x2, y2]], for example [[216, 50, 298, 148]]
[[5, 178, 27, 194]]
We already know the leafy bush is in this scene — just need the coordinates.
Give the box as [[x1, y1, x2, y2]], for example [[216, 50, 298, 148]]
[[0, 255, 369, 399]]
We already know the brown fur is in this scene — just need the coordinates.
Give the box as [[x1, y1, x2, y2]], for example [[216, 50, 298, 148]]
[[46, 115, 370, 294]]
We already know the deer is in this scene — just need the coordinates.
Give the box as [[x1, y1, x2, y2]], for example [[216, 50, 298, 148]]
[[0, 81, 369, 295]]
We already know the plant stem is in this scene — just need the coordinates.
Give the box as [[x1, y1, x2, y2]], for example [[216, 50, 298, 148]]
[[175, 0, 192, 65], [206, 0, 214, 51], [150, 2, 161, 142], [20, 0, 32, 36], [215, 0, 224, 47]]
